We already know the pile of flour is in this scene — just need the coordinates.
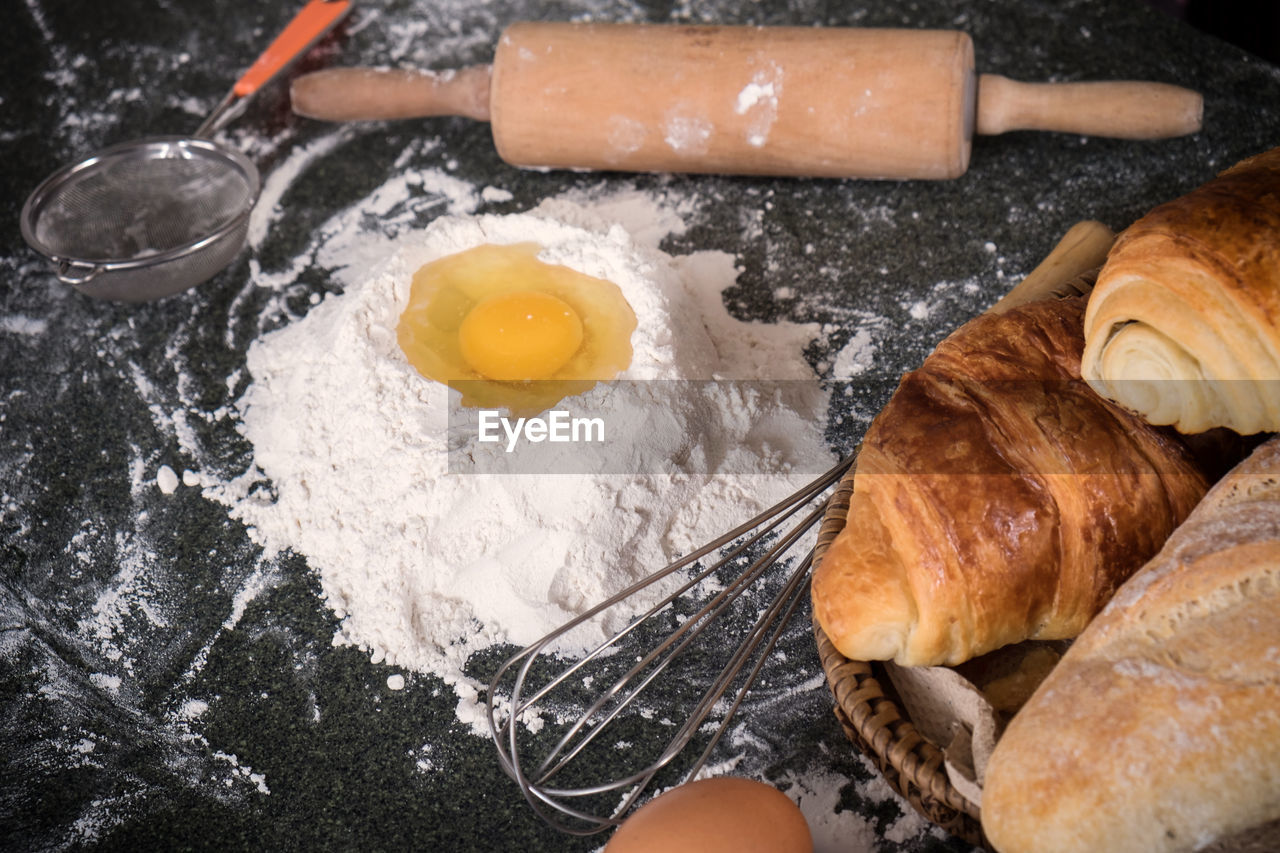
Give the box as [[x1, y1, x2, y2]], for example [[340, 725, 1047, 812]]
[[219, 193, 835, 729]]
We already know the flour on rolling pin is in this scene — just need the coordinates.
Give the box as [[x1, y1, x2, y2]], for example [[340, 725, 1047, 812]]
[[290, 22, 1204, 180]]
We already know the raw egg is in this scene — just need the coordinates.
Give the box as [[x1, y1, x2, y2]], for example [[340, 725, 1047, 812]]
[[605, 777, 813, 853], [396, 242, 637, 414]]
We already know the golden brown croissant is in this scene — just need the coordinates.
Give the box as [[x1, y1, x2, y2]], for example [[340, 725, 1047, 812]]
[[811, 296, 1208, 666], [982, 435, 1280, 853], [1081, 146, 1280, 434]]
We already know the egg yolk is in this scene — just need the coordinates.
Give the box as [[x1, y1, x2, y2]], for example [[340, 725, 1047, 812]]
[[458, 290, 584, 381], [396, 242, 637, 415]]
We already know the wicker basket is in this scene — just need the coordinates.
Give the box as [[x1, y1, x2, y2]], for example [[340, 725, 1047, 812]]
[[811, 471, 991, 850]]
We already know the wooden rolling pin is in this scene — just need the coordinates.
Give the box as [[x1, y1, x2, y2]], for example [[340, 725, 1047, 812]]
[[291, 22, 1203, 180]]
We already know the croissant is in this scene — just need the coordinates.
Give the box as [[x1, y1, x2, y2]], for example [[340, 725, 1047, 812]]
[[1080, 146, 1280, 434], [982, 435, 1280, 853], [811, 296, 1208, 667]]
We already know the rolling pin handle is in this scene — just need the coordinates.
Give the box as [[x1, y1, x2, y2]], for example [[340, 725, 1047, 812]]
[[975, 74, 1203, 139], [290, 65, 493, 123]]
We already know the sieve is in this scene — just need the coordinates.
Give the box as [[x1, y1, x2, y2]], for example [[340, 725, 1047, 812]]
[[20, 0, 352, 302]]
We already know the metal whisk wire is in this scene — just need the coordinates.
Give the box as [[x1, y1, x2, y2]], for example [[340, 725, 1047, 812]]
[[486, 453, 856, 835]]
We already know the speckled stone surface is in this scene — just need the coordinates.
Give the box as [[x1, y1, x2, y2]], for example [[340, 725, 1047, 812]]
[[2, 1, 1279, 850]]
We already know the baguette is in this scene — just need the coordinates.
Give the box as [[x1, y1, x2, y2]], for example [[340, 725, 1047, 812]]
[[982, 435, 1280, 853]]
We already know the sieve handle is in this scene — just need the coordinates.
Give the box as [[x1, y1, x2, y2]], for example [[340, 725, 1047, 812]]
[[56, 260, 103, 287], [197, 0, 353, 138], [233, 0, 354, 99]]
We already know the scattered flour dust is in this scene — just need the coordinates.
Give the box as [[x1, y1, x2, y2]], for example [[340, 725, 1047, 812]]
[[782, 765, 935, 853], [831, 328, 878, 377], [215, 191, 836, 733]]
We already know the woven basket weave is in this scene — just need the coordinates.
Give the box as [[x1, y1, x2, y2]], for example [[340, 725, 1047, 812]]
[[811, 471, 991, 850]]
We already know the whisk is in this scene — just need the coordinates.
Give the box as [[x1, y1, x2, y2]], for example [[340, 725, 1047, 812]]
[[486, 453, 855, 835], [484, 219, 1118, 836]]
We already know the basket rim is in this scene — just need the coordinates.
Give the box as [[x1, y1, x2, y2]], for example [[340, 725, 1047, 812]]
[[811, 468, 990, 849]]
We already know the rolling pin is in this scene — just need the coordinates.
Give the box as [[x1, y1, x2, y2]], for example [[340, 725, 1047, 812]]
[[290, 22, 1203, 180]]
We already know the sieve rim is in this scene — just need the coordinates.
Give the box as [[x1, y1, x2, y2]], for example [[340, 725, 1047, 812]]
[[19, 135, 261, 273]]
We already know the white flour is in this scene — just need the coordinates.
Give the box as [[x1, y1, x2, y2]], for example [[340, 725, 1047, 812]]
[[217, 192, 836, 731]]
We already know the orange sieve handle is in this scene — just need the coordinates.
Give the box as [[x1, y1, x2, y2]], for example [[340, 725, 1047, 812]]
[[232, 0, 353, 98]]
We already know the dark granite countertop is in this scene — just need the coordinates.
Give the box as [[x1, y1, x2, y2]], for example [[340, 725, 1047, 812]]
[[3, 1, 1278, 850]]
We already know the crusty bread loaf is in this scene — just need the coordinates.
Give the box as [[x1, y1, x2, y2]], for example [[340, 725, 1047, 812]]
[[810, 296, 1208, 666], [1081, 146, 1280, 434], [982, 435, 1280, 853]]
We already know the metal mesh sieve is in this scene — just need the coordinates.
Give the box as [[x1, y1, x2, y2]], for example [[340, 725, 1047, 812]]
[[20, 0, 355, 302], [21, 137, 260, 302]]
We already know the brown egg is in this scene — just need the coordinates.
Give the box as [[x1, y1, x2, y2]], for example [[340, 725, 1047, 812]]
[[605, 777, 813, 853]]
